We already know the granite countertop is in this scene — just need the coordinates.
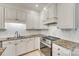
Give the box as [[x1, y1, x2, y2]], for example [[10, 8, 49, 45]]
[[53, 39, 79, 50], [0, 34, 46, 42], [0, 48, 5, 56]]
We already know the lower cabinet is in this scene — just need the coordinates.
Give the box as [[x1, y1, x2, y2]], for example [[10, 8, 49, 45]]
[[52, 43, 71, 56], [2, 40, 16, 56], [1, 37, 40, 56], [25, 38, 35, 53], [34, 37, 40, 50], [15, 39, 27, 55]]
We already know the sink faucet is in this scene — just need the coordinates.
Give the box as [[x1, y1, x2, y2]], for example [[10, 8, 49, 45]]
[[15, 31, 20, 38]]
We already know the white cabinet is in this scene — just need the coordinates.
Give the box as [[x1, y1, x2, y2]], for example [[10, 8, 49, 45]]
[[5, 8, 26, 23], [26, 10, 43, 29], [57, 3, 79, 29], [34, 37, 40, 50], [2, 40, 16, 56], [40, 9, 48, 29], [15, 39, 27, 55], [2, 44, 16, 56], [0, 7, 5, 29], [25, 38, 35, 52], [52, 43, 71, 56], [16, 10, 26, 23], [47, 4, 57, 19], [1, 37, 40, 56], [43, 4, 57, 25], [5, 8, 17, 23], [16, 38, 35, 55]]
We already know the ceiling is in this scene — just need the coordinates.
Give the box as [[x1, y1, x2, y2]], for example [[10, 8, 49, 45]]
[[6, 3, 52, 12]]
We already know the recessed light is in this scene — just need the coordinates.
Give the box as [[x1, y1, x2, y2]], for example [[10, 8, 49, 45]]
[[43, 7, 47, 10], [35, 4, 39, 7]]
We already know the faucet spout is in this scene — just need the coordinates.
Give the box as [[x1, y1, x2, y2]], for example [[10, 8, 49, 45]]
[[15, 31, 20, 38]]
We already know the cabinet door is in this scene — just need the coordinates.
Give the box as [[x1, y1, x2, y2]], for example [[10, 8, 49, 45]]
[[5, 8, 17, 23], [52, 43, 71, 56], [16, 38, 35, 55], [0, 7, 5, 29], [16, 10, 26, 23], [15, 39, 27, 55], [25, 38, 35, 52], [47, 4, 57, 19], [2, 44, 16, 56], [52, 43, 59, 56], [40, 9, 48, 29], [57, 3, 75, 29], [34, 37, 40, 50], [26, 11, 40, 29], [2, 41, 16, 56]]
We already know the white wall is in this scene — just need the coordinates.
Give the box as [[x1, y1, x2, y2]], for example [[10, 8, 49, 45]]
[[48, 25, 79, 43], [26, 30, 48, 35]]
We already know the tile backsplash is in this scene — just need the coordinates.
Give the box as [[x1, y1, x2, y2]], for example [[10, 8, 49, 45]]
[[48, 25, 79, 43], [0, 23, 26, 38]]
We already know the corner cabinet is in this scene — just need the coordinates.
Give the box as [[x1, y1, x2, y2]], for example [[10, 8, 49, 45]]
[[57, 3, 79, 30], [0, 7, 5, 29]]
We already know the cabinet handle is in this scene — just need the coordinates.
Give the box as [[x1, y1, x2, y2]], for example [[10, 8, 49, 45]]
[[16, 19, 18, 20], [58, 53, 60, 56], [15, 43, 17, 45], [58, 48, 60, 50], [8, 42, 12, 44], [57, 27, 59, 29], [20, 40, 23, 42]]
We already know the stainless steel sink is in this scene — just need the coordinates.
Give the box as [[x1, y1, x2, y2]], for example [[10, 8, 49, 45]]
[[6, 36, 26, 40]]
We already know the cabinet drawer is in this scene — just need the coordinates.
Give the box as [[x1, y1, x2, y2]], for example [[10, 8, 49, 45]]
[[53, 43, 71, 56], [2, 41, 15, 48], [57, 52, 70, 56]]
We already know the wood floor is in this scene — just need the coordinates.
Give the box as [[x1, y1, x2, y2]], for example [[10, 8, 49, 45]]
[[23, 50, 45, 56]]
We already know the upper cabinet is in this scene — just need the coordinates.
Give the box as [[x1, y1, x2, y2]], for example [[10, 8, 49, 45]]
[[16, 10, 26, 23], [40, 8, 48, 29], [26, 10, 43, 29], [47, 4, 57, 19], [5, 8, 17, 23], [5, 8, 26, 24], [57, 3, 79, 30], [43, 4, 57, 25], [0, 7, 5, 29]]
